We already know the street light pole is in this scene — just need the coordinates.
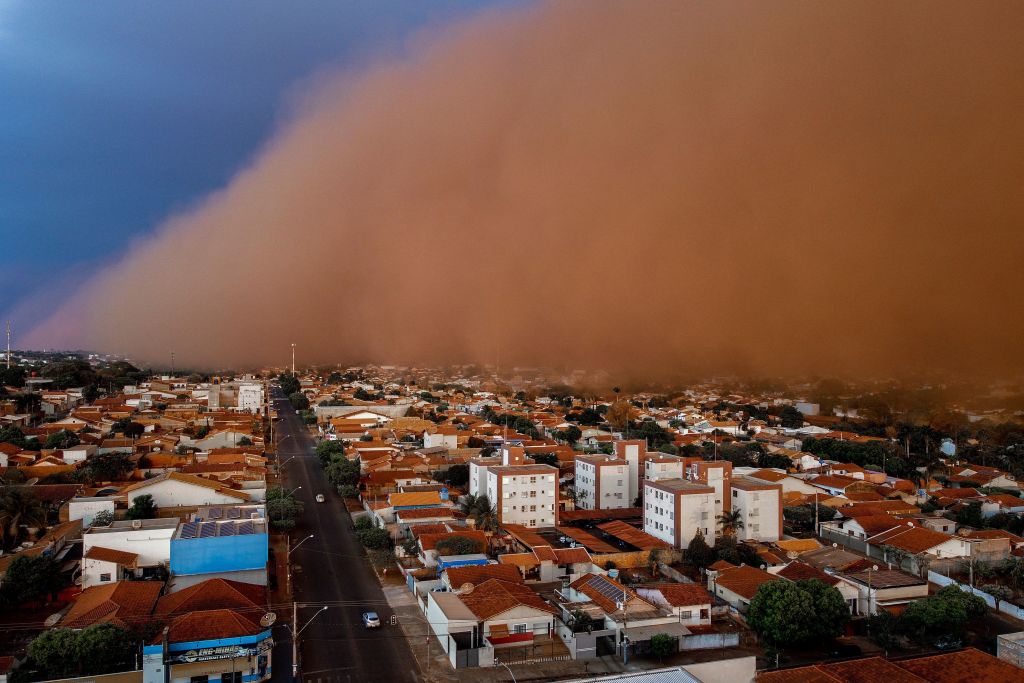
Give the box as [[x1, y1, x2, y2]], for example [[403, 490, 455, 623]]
[[289, 534, 314, 556], [290, 605, 328, 681], [494, 660, 517, 683]]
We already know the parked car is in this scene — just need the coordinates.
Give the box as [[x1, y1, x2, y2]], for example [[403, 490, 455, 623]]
[[315, 494, 325, 503], [362, 611, 381, 628]]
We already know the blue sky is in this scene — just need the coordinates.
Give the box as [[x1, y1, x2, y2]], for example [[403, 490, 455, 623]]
[[0, 0, 511, 339]]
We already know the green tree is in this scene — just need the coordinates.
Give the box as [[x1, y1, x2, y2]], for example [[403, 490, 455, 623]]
[[277, 373, 300, 395], [41, 358, 98, 389], [683, 531, 715, 569], [0, 425, 32, 449], [337, 484, 359, 498], [649, 633, 677, 662], [1, 489, 47, 551], [900, 585, 986, 646], [315, 439, 346, 465], [81, 452, 133, 483], [27, 628, 80, 679], [0, 554, 63, 606], [0, 365, 27, 388], [956, 501, 985, 528], [567, 609, 596, 634], [125, 494, 157, 520], [266, 486, 304, 531], [289, 392, 310, 410], [45, 429, 80, 450], [556, 425, 582, 445], [74, 623, 136, 674], [82, 384, 101, 404], [779, 406, 804, 429], [717, 510, 745, 537], [747, 579, 848, 648], [238, 436, 254, 446], [435, 535, 483, 556], [357, 526, 391, 550], [867, 611, 900, 651], [91, 510, 115, 527]]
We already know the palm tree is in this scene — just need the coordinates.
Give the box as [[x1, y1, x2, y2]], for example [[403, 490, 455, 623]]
[[717, 510, 744, 537], [1, 489, 47, 551], [458, 493, 479, 517], [472, 494, 499, 532]]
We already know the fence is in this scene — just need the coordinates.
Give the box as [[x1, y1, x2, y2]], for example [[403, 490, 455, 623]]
[[928, 571, 1024, 620]]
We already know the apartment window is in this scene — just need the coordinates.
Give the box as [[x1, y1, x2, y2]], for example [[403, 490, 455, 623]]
[[502, 507, 509, 513], [732, 490, 737, 497], [529, 490, 537, 498], [751, 524, 759, 533], [680, 610, 692, 620], [513, 623, 528, 634], [615, 493, 623, 499], [530, 476, 537, 484], [221, 674, 242, 683], [99, 573, 111, 583], [617, 479, 623, 486], [530, 505, 537, 512], [528, 519, 537, 527], [700, 512, 708, 520]]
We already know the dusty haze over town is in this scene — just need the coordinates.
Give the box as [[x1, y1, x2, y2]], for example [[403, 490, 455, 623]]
[[28, 0, 1024, 378]]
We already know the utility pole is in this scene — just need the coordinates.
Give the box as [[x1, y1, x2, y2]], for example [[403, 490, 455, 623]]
[[5, 320, 10, 369], [291, 343, 296, 375], [170, 351, 175, 377]]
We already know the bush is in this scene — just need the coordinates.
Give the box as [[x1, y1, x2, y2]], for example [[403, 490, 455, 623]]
[[354, 516, 374, 531], [435, 535, 483, 556], [337, 485, 359, 499], [125, 494, 157, 520], [91, 510, 115, 527]]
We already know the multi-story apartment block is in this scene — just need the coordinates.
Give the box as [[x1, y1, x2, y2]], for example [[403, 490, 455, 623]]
[[468, 454, 501, 498], [690, 460, 732, 521], [486, 464, 559, 528], [614, 440, 647, 502], [729, 476, 783, 542], [575, 455, 631, 510], [644, 479, 716, 549], [645, 455, 685, 481]]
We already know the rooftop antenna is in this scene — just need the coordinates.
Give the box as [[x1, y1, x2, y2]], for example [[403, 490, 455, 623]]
[[170, 351, 175, 377], [5, 320, 10, 369], [291, 343, 296, 375]]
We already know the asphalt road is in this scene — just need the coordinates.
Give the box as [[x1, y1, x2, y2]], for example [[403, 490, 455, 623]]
[[272, 392, 422, 683]]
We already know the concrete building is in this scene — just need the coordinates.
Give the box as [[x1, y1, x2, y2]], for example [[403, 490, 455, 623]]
[[645, 455, 685, 482], [574, 455, 630, 510], [729, 477, 783, 543], [486, 464, 559, 528], [644, 479, 716, 549], [82, 518, 179, 588]]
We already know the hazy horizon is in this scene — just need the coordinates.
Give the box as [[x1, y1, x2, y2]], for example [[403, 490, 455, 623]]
[[23, 1, 1024, 381]]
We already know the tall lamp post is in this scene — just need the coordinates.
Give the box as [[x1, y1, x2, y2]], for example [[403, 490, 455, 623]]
[[289, 605, 328, 681]]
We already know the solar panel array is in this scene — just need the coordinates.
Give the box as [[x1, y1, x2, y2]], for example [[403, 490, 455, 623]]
[[208, 508, 223, 520], [588, 574, 626, 604], [228, 508, 242, 519], [179, 519, 265, 538]]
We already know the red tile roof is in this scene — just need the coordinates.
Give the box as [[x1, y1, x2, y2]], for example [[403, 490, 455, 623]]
[[458, 579, 556, 619], [155, 578, 266, 618], [62, 581, 162, 629], [159, 609, 264, 644]]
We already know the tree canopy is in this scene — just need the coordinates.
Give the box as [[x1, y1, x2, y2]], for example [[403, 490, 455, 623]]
[[746, 579, 849, 647], [0, 555, 63, 606]]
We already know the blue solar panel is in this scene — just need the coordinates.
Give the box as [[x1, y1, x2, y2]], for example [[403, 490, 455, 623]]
[[209, 508, 223, 519], [180, 522, 198, 539], [238, 520, 255, 535], [228, 508, 242, 519], [199, 522, 217, 538], [220, 522, 236, 536]]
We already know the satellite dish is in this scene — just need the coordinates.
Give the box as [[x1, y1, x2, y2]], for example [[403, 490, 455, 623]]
[[44, 613, 63, 628], [260, 612, 277, 627], [461, 582, 475, 594]]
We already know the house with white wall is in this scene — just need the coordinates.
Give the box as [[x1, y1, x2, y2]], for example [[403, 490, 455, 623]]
[[729, 477, 783, 542], [575, 455, 631, 510], [81, 518, 178, 587], [122, 472, 251, 509]]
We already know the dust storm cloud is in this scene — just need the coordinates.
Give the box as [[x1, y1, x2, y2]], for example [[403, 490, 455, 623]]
[[29, 1, 1024, 377]]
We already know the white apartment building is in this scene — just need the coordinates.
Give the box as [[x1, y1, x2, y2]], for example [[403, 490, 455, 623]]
[[486, 464, 559, 528], [689, 460, 732, 521], [644, 479, 717, 549], [574, 455, 630, 510], [237, 383, 265, 413], [614, 440, 647, 502], [468, 455, 501, 498], [729, 476, 783, 542], [645, 455, 685, 482]]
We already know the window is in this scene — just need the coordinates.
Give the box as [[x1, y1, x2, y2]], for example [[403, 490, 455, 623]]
[[529, 490, 537, 498], [530, 476, 537, 484], [99, 573, 111, 583], [530, 505, 537, 512], [732, 490, 738, 497], [700, 512, 708, 520], [221, 674, 242, 683], [191, 677, 209, 683], [680, 610, 692, 620], [513, 623, 528, 634]]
